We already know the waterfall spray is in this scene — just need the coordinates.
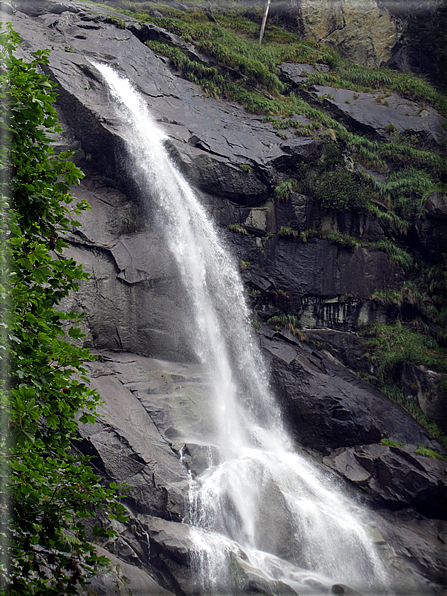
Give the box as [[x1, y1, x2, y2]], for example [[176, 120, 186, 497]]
[[94, 62, 392, 595]]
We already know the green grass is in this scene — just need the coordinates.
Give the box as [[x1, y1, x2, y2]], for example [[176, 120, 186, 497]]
[[228, 224, 248, 235], [415, 444, 446, 459], [274, 178, 298, 201], [267, 313, 306, 339], [301, 61, 447, 117], [378, 384, 447, 450], [105, 0, 445, 214], [360, 323, 447, 382]]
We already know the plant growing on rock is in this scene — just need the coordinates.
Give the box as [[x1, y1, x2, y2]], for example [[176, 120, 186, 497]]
[[0, 25, 125, 594], [274, 178, 297, 201], [313, 170, 372, 211], [360, 323, 446, 382], [228, 223, 248, 235]]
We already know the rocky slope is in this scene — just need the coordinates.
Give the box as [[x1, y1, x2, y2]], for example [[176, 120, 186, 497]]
[[3, 0, 447, 594]]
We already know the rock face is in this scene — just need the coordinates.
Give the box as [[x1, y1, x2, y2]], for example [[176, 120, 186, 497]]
[[272, 0, 399, 67], [5, 1, 447, 594], [324, 443, 447, 518]]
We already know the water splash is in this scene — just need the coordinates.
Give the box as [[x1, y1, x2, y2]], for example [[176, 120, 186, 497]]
[[94, 62, 391, 595]]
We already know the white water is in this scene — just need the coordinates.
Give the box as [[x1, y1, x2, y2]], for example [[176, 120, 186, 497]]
[[95, 63, 392, 595]]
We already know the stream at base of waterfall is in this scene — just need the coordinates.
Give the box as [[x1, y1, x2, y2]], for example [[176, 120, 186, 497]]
[[94, 62, 395, 596]]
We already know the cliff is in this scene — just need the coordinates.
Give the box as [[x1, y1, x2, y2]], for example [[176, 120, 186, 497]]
[[3, 0, 447, 594]]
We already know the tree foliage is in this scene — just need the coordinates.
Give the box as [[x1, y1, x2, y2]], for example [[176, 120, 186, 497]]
[[0, 24, 125, 594]]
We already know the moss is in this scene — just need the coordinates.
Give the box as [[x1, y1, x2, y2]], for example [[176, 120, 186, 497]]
[[414, 444, 446, 459], [380, 438, 405, 447]]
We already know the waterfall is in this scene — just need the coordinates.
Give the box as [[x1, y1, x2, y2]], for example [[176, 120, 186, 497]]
[[95, 63, 392, 595]]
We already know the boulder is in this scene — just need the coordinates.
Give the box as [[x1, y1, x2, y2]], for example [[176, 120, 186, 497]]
[[425, 192, 447, 220], [78, 354, 191, 520], [279, 75, 447, 146], [273, 0, 398, 68], [324, 444, 447, 519], [375, 509, 447, 590]]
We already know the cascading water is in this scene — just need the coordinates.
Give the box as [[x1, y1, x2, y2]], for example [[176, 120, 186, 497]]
[[95, 63, 393, 595]]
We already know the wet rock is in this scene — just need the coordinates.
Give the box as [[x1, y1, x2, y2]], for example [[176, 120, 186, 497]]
[[78, 355, 191, 520], [375, 509, 447, 591], [80, 545, 175, 596], [230, 555, 299, 595], [303, 329, 372, 375], [324, 444, 447, 519], [7, 2, 447, 593], [258, 236, 404, 329], [8, 4, 323, 206], [262, 332, 444, 454]]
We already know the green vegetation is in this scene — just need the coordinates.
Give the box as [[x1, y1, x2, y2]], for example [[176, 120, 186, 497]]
[[278, 225, 299, 238], [239, 259, 251, 271], [267, 313, 306, 340], [228, 223, 248, 235], [379, 438, 446, 459], [301, 62, 447, 116], [414, 444, 446, 459], [360, 323, 447, 382], [0, 25, 125, 593], [313, 170, 372, 211], [379, 385, 447, 450], [380, 438, 405, 447], [274, 178, 298, 201]]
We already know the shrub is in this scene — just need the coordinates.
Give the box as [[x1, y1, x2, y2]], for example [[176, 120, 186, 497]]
[[313, 170, 371, 211], [0, 24, 125, 593]]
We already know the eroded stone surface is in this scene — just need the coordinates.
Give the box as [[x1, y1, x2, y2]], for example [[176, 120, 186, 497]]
[[5, 2, 447, 593]]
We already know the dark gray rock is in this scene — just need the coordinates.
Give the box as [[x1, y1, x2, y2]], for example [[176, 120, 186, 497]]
[[324, 444, 447, 519], [261, 332, 444, 454], [375, 509, 447, 591], [258, 236, 404, 329], [286, 80, 447, 146], [78, 355, 191, 520], [303, 329, 373, 376], [80, 545, 175, 596], [280, 63, 330, 86], [127, 22, 215, 67], [8, 5, 322, 205], [426, 191, 447, 220], [10, 0, 82, 16], [7, 2, 447, 593], [398, 363, 447, 434]]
